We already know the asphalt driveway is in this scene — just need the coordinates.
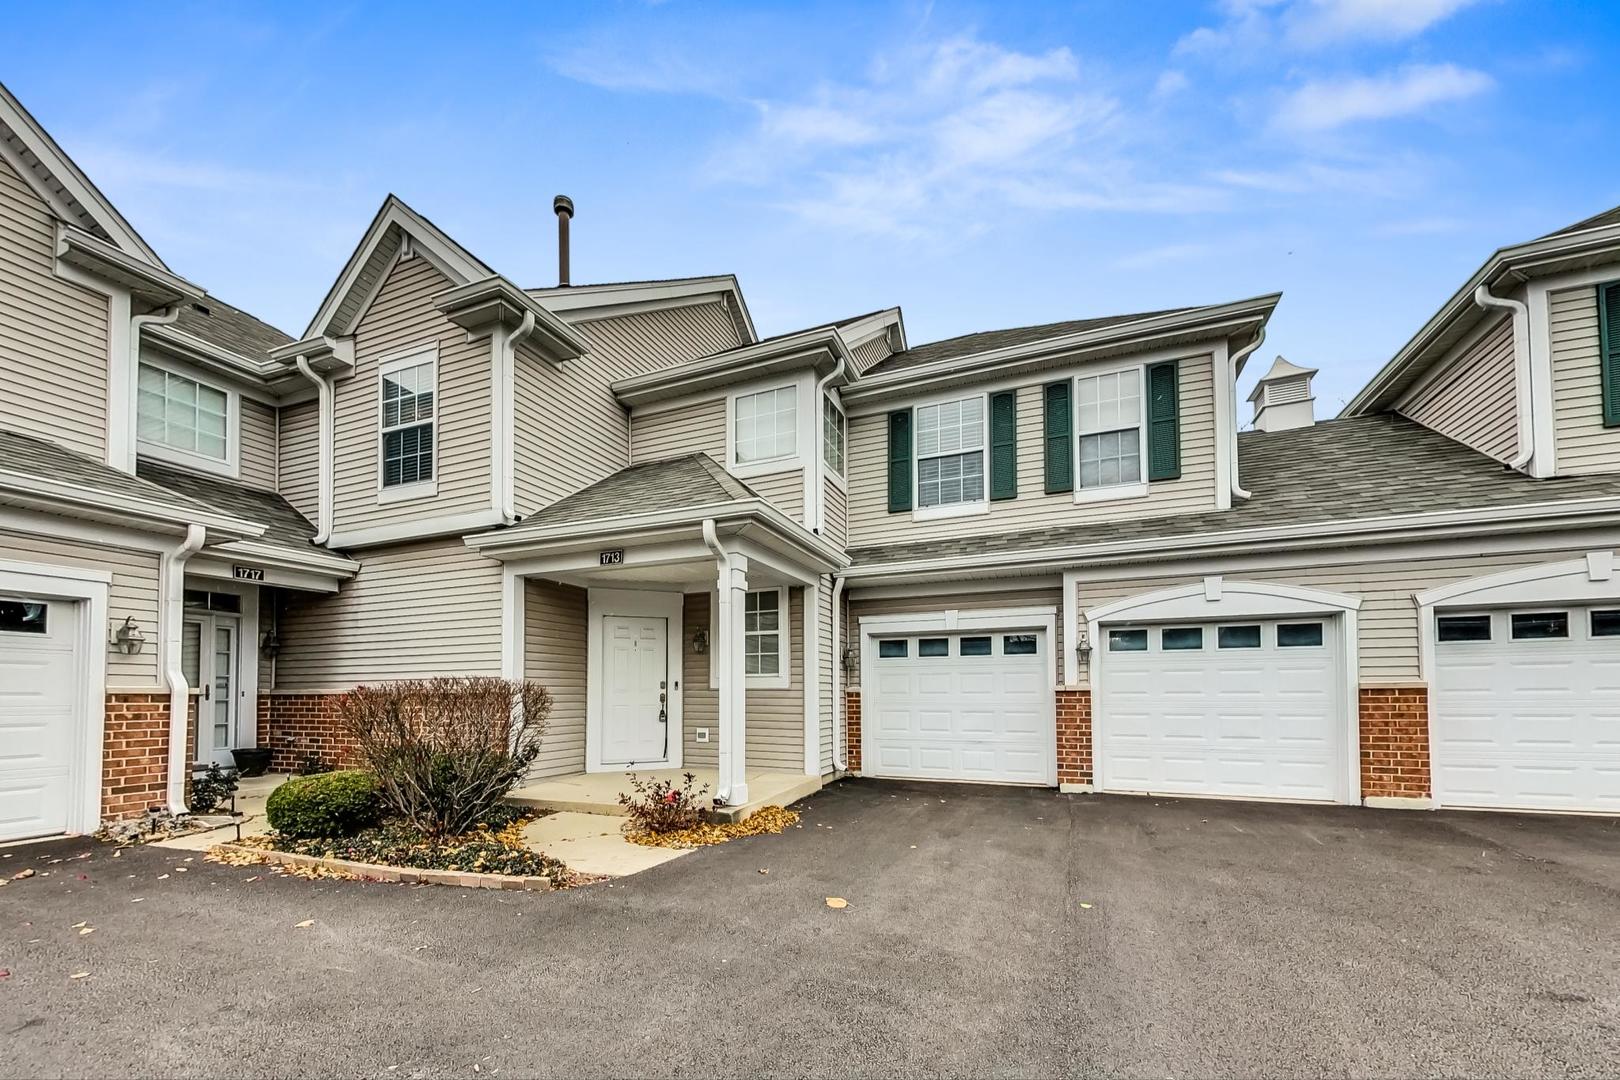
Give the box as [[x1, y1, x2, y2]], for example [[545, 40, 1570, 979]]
[[3, 780, 1619, 1079]]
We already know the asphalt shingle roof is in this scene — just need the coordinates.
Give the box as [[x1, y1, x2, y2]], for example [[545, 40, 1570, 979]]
[[861, 306, 1191, 377], [0, 428, 222, 516], [514, 454, 759, 530], [846, 414, 1620, 565], [1540, 204, 1620, 240], [136, 460, 336, 556], [172, 296, 294, 361]]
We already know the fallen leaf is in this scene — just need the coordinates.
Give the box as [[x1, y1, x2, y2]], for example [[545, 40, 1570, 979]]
[[294, 919, 315, 929], [173, 867, 188, 873], [130, 898, 144, 903], [825, 897, 849, 909], [757, 868, 769, 875], [1079, 903, 1093, 910], [157, 874, 169, 880], [69, 971, 90, 980], [11, 868, 35, 880], [78, 927, 95, 936], [71, 921, 86, 929]]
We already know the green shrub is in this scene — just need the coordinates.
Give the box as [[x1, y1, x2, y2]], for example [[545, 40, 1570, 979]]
[[265, 770, 383, 839]]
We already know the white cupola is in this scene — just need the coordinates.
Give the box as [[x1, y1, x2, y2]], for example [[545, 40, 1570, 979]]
[[1247, 355, 1317, 432]]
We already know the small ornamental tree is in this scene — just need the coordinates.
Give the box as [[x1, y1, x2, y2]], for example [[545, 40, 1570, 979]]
[[337, 677, 552, 836]]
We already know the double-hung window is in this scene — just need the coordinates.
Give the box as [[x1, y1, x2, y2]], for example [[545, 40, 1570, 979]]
[[915, 396, 985, 509], [822, 395, 846, 476], [744, 588, 784, 678], [734, 385, 797, 466], [1076, 369, 1143, 491], [137, 363, 231, 467], [380, 354, 435, 492]]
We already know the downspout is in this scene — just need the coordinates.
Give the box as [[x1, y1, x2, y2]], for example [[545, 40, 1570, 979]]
[[123, 305, 182, 470], [810, 353, 848, 533], [1473, 283, 1536, 471], [1229, 326, 1265, 501], [701, 519, 736, 804], [161, 523, 206, 816], [831, 575, 848, 771], [293, 357, 333, 544], [498, 311, 538, 524]]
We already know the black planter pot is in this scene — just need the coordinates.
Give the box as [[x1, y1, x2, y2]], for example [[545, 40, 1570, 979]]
[[231, 747, 273, 777]]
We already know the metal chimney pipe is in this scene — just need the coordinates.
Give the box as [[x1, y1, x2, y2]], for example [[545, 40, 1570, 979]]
[[553, 195, 574, 287]]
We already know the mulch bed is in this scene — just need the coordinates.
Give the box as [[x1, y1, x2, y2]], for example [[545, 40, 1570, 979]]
[[624, 805, 801, 848]]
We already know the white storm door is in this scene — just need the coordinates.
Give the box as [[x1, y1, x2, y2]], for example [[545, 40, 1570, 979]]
[[0, 596, 80, 842], [184, 615, 240, 766], [601, 615, 670, 766]]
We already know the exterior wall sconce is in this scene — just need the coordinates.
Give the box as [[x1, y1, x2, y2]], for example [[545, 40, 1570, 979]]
[[692, 630, 708, 654], [261, 627, 282, 659], [840, 646, 856, 676], [1074, 630, 1092, 658], [113, 616, 146, 655]]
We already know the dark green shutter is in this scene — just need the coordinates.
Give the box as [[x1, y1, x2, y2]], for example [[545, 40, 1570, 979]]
[[886, 410, 912, 512], [1146, 361, 1181, 481], [990, 391, 1017, 501], [1043, 381, 1072, 494], [1600, 282, 1620, 428]]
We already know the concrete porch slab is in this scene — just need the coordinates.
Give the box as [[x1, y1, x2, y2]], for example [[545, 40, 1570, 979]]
[[521, 812, 691, 877], [509, 768, 822, 823]]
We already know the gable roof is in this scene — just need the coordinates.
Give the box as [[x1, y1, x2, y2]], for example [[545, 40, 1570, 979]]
[[136, 459, 346, 561], [845, 414, 1620, 569], [529, 274, 758, 344], [171, 295, 294, 361], [1539, 203, 1620, 240], [863, 306, 1189, 377], [0, 81, 165, 268], [515, 453, 757, 530]]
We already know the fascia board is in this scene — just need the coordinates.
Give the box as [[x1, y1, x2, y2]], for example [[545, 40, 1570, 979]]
[[0, 472, 267, 538], [610, 331, 847, 406], [55, 225, 203, 305]]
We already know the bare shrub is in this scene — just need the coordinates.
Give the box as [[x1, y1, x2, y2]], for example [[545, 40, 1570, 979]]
[[336, 677, 552, 836]]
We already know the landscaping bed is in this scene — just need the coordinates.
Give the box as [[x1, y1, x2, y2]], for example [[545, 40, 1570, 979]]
[[624, 804, 801, 848]]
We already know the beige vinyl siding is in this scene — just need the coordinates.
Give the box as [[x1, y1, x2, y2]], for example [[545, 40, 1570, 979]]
[[681, 587, 805, 772], [1550, 285, 1620, 475], [1396, 315, 1517, 462], [524, 579, 587, 778], [0, 526, 161, 686], [239, 398, 279, 490], [1073, 546, 1611, 683], [0, 155, 110, 460], [513, 338, 629, 516], [568, 301, 742, 378], [850, 335, 891, 375], [822, 477, 848, 549], [748, 469, 804, 522], [844, 586, 1064, 684], [630, 397, 727, 464], [847, 354, 1220, 547], [274, 539, 502, 689], [276, 399, 319, 521], [332, 255, 491, 532]]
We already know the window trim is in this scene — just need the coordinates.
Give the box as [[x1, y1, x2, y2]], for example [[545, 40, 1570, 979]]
[[1072, 360, 1149, 505], [375, 347, 439, 504], [912, 389, 990, 521], [135, 356, 241, 479], [708, 586, 791, 689], [728, 382, 802, 478], [822, 393, 847, 483]]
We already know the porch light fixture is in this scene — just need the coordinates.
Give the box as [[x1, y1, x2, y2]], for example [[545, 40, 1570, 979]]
[[113, 616, 146, 655], [261, 627, 282, 659], [692, 629, 708, 654], [840, 646, 856, 676], [1074, 630, 1091, 658]]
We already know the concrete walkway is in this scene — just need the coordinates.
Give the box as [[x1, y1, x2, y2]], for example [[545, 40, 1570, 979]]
[[510, 767, 821, 822], [153, 773, 288, 852], [521, 812, 690, 877]]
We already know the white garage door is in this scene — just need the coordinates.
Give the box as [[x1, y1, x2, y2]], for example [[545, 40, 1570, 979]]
[[1433, 606, 1620, 812], [1099, 617, 1343, 802], [866, 630, 1054, 785], [0, 595, 82, 842]]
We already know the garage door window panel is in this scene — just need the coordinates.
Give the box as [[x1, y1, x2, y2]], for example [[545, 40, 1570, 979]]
[[1511, 611, 1569, 640], [915, 397, 986, 511], [878, 639, 908, 659], [0, 600, 47, 634], [1437, 613, 1493, 642], [960, 636, 992, 657], [1591, 610, 1620, 637], [1217, 625, 1262, 649], [1277, 622, 1324, 648], [1003, 634, 1037, 655], [1161, 626, 1202, 651], [1109, 628, 1148, 652], [919, 638, 949, 657]]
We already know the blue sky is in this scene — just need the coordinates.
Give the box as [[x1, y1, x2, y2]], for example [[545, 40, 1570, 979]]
[[7, 0, 1618, 411]]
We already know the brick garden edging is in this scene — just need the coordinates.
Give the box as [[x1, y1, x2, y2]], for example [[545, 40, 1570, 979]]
[[215, 843, 554, 891]]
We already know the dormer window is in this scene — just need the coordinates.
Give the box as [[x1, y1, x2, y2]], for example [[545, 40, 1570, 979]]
[[137, 361, 236, 475], [379, 351, 436, 497]]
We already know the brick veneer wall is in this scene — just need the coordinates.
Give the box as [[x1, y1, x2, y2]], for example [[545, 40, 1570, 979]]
[[1056, 689, 1092, 786], [844, 690, 861, 771], [1360, 686, 1430, 799], [258, 692, 361, 773], [102, 693, 171, 820]]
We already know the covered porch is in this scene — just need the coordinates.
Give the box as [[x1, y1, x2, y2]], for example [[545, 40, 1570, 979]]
[[467, 455, 848, 814]]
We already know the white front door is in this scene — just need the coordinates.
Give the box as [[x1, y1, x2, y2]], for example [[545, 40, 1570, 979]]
[[0, 595, 80, 842], [1098, 617, 1342, 802], [601, 615, 670, 766], [1433, 606, 1620, 812], [184, 615, 240, 766], [865, 631, 1055, 785]]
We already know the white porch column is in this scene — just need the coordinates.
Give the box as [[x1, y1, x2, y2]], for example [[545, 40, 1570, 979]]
[[716, 553, 750, 805]]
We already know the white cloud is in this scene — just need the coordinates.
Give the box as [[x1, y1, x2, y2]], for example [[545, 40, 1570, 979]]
[[1177, 0, 1483, 53], [1114, 242, 1215, 270], [1272, 63, 1492, 132], [1153, 70, 1191, 98]]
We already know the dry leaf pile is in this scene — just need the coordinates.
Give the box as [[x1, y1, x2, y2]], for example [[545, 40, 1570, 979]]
[[624, 805, 800, 848]]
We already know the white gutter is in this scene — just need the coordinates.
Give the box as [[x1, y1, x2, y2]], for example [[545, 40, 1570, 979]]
[[123, 305, 182, 469], [809, 352, 848, 533], [1229, 327, 1265, 501], [831, 575, 848, 771], [293, 356, 334, 544], [162, 523, 206, 816], [497, 311, 537, 524], [1472, 283, 1536, 471]]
